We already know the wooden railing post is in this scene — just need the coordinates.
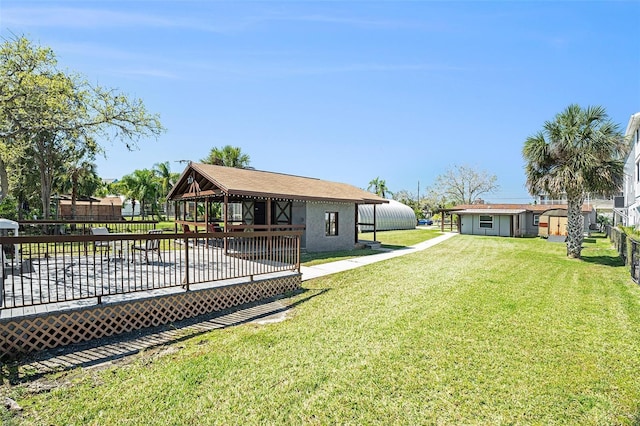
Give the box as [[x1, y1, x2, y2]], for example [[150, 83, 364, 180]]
[[183, 235, 190, 290]]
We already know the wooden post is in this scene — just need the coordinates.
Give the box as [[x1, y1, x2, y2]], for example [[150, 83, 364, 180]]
[[204, 197, 209, 231], [266, 198, 273, 254], [223, 194, 229, 253], [266, 199, 272, 230], [354, 204, 359, 244], [373, 204, 377, 242], [183, 234, 190, 290]]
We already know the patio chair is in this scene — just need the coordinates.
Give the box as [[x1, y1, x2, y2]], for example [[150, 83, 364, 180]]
[[131, 229, 163, 264], [90, 227, 111, 256], [207, 223, 223, 247], [207, 223, 223, 233]]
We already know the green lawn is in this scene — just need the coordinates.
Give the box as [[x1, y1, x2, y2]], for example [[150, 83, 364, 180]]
[[3, 234, 640, 425], [301, 228, 442, 266], [358, 227, 443, 248]]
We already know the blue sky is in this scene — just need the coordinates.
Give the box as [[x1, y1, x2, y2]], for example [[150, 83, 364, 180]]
[[1, 1, 639, 203]]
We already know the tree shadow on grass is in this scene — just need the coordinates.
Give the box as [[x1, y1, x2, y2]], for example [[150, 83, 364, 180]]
[[580, 233, 625, 267], [581, 254, 625, 267]]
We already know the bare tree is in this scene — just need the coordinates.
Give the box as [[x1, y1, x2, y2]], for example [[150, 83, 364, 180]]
[[432, 165, 499, 205]]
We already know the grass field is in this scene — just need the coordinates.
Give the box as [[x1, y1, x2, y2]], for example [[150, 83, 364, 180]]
[[2, 234, 639, 425]]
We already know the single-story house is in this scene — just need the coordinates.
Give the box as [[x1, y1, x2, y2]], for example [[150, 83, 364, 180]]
[[444, 203, 596, 237], [166, 163, 388, 252]]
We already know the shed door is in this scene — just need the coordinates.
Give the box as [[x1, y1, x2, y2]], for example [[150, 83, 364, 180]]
[[549, 216, 568, 236]]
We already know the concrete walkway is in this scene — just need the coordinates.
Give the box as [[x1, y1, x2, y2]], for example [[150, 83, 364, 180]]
[[300, 232, 458, 281]]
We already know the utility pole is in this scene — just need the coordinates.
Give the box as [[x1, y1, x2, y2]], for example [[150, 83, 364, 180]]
[[417, 180, 420, 214]]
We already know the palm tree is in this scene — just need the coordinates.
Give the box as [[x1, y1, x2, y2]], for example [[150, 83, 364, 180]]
[[119, 169, 160, 220], [69, 160, 100, 219], [153, 161, 179, 218], [523, 104, 627, 258], [367, 177, 390, 198], [116, 174, 139, 221], [53, 142, 100, 219], [201, 145, 251, 168]]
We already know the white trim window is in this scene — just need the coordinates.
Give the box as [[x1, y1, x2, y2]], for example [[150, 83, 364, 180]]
[[479, 215, 493, 229], [325, 212, 338, 236], [533, 214, 540, 226]]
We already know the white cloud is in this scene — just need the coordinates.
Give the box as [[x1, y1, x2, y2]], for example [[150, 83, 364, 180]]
[[1, 6, 232, 32], [1, 5, 426, 33]]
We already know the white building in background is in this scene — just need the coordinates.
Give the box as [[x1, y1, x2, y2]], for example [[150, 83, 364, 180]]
[[617, 112, 640, 227], [121, 197, 141, 217], [536, 192, 620, 213]]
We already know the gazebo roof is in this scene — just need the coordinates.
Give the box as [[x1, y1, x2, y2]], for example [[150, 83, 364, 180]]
[[167, 162, 388, 204]]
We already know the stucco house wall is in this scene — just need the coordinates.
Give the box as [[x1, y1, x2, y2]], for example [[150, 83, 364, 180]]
[[524, 211, 541, 236], [304, 202, 355, 252], [460, 214, 512, 237]]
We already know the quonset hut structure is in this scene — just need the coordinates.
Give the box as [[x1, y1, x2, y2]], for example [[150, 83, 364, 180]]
[[358, 200, 416, 232]]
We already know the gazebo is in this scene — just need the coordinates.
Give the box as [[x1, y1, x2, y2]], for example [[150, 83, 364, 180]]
[[167, 162, 388, 252]]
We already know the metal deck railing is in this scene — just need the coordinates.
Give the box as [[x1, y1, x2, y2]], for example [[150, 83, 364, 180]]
[[0, 230, 302, 313]]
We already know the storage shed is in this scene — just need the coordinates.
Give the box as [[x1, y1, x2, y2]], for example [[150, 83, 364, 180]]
[[58, 196, 123, 220], [538, 208, 568, 237], [358, 200, 417, 232]]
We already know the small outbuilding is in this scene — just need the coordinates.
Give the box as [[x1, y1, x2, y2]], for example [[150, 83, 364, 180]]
[[358, 200, 417, 232], [445, 203, 596, 237], [58, 196, 123, 220], [538, 208, 569, 238], [166, 163, 389, 252]]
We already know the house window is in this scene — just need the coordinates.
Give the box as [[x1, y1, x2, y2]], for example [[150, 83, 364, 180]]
[[637, 161, 640, 183], [325, 212, 338, 236], [479, 215, 493, 228], [533, 214, 540, 226]]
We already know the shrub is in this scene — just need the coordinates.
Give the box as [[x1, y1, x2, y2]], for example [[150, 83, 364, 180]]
[[0, 197, 18, 221]]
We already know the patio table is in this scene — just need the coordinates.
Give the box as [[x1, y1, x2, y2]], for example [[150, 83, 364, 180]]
[[108, 234, 131, 262]]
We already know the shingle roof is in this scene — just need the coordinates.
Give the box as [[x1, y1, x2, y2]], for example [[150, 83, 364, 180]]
[[447, 203, 593, 213], [59, 196, 123, 206], [451, 208, 528, 215], [167, 163, 388, 204]]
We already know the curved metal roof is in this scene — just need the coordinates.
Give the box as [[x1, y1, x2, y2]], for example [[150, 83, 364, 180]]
[[359, 200, 416, 232]]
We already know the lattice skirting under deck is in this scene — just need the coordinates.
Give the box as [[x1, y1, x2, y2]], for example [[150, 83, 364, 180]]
[[0, 273, 301, 356]]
